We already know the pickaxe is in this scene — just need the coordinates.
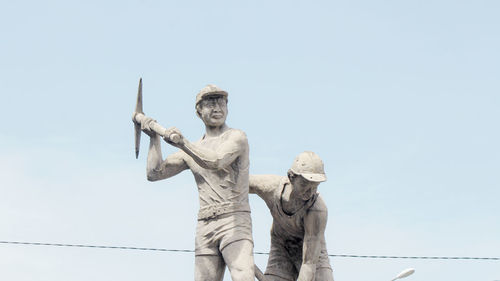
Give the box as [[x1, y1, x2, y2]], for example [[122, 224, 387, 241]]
[[132, 78, 180, 158]]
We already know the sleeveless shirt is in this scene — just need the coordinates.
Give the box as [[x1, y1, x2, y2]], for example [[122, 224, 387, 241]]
[[270, 177, 319, 241], [181, 128, 250, 220]]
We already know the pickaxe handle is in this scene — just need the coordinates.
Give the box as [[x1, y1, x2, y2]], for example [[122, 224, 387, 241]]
[[133, 112, 181, 143]]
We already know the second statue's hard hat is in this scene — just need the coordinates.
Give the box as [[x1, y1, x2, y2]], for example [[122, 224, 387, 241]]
[[290, 151, 327, 182]]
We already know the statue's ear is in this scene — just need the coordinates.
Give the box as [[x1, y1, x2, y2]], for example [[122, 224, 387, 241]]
[[195, 103, 203, 119]]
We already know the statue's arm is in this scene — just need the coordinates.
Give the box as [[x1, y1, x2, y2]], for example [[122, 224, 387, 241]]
[[249, 174, 281, 200], [146, 135, 188, 181], [298, 197, 328, 281], [181, 130, 247, 170]]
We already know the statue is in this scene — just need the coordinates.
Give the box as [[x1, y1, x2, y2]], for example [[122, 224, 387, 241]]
[[250, 151, 334, 281], [132, 80, 334, 281], [132, 81, 255, 281]]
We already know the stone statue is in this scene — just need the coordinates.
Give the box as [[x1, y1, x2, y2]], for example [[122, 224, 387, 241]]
[[250, 151, 334, 281], [132, 82, 255, 281]]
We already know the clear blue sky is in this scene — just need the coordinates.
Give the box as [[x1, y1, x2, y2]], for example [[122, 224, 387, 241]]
[[1, 0, 499, 280]]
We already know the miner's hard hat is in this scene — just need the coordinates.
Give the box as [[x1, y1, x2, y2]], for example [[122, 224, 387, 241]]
[[196, 84, 228, 106], [290, 151, 327, 182]]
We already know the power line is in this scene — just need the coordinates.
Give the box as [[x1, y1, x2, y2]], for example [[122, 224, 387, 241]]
[[326, 254, 500, 260], [0, 241, 193, 253], [1, 240, 498, 261]]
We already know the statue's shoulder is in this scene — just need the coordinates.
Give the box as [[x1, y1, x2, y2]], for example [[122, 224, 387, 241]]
[[309, 194, 328, 213], [249, 175, 284, 199], [226, 128, 248, 139], [262, 175, 286, 188], [223, 128, 248, 146]]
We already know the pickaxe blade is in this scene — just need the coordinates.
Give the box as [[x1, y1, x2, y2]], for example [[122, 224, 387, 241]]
[[134, 78, 144, 159], [132, 78, 179, 159]]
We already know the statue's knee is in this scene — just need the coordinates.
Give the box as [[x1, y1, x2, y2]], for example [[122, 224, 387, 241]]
[[228, 266, 254, 281]]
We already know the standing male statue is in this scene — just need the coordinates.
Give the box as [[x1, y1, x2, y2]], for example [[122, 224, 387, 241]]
[[250, 151, 334, 281], [139, 85, 255, 281]]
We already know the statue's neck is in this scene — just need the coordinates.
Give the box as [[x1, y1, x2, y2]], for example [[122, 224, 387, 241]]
[[204, 123, 229, 138], [281, 183, 307, 215]]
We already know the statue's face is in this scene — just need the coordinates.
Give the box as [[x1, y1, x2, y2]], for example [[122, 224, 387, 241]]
[[292, 174, 320, 200], [198, 96, 228, 127]]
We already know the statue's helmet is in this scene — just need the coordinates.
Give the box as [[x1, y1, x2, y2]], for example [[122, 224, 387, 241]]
[[290, 151, 327, 182], [195, 84, 228, 107]]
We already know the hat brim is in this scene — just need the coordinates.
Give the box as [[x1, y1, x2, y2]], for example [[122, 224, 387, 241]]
[[299, 173, 327, 182], [196, 91, 228, 105]]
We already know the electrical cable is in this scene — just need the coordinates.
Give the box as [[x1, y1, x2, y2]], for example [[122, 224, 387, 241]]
[[1, 240, 498, 261]]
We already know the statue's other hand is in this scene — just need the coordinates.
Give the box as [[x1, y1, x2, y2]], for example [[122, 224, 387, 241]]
[[164, 126, 184, 147]]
